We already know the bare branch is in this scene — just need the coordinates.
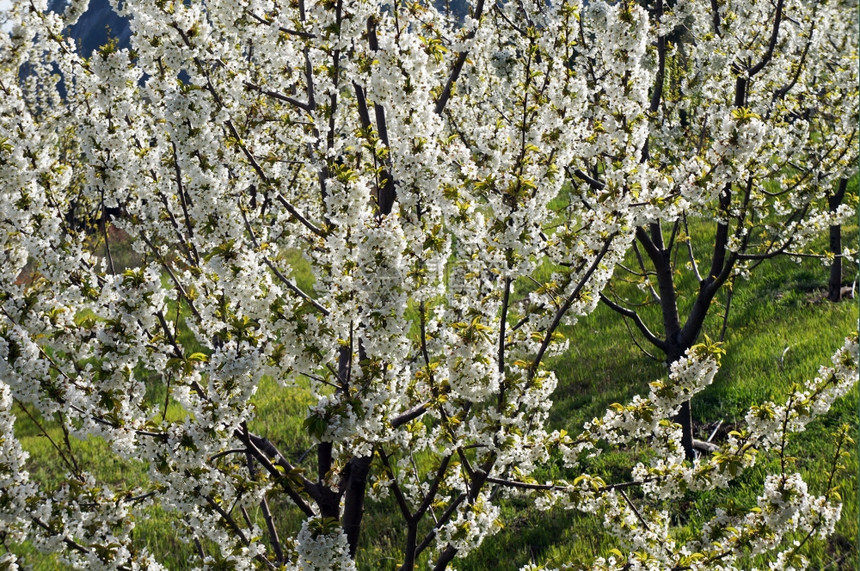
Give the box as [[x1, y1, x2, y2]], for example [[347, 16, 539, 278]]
[[599, 293, 667, 352], [243, 81, 313, 111], [391, 402, 431, 428]]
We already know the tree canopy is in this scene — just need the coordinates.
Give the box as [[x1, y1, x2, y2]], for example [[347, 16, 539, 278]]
[[0, 0, 856, 569]]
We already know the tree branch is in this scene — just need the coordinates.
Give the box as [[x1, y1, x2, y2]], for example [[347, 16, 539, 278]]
[[234, 429, 317, 516], [530, 234, 618, 377], [391, 402, 431, 428], [748, 0, 785, 77], [243, 81, 314, 112], [434, 0, 486, 115], [599, 293, 667, 352]]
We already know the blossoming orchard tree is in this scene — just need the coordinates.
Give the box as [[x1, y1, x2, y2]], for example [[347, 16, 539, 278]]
[[0, 0, 856, 570], [589, 0, 858, 459]]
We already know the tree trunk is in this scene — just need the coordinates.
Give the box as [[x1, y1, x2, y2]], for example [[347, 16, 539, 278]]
[[827, 178, 848, 302], [342, 456, 372, 556], [829, 225, 843, 302], [616, 222, 735, 460], [432, 546, 458, 571], [677, 400, 695, 461], [401, 522, 418, 571], [663, 343, 695, 461], [643, 226, 698, 460]]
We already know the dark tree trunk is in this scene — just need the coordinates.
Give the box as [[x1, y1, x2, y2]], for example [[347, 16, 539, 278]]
[[829, 226, 843, 301], [432, 546, 459, 571], [633, 219, 734, 460], [342, 456, 372, 556], [662, 341, 695, 460], [311, 346, 373, 555], [827, 179, 848, 302], [677, 400, 694, 460], [400, 522, 418, 571], [316, 478, 341, 521], [637, 225, 700, 460]]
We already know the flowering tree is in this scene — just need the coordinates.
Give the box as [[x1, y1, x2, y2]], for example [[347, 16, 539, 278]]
[[591, 0, 858, 458], [0, 1, 856, 570]]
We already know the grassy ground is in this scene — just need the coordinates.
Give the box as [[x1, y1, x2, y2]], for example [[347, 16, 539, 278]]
[[8, 219, 858, 570]]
